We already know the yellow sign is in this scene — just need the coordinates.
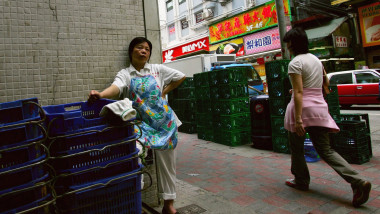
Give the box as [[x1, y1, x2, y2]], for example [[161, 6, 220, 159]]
[[209, 0, 290, 44], [358, 2, 380, 47]]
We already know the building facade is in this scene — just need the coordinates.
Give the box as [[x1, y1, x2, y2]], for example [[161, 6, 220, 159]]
[[159, 0, 379, 73]]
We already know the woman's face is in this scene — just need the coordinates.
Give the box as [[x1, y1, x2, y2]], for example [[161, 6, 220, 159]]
[[131, 42, 151, 65]]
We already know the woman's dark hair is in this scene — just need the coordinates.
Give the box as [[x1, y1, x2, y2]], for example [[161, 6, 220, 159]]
[[128, 37, 153, 62], [283, 27, 309, 55]]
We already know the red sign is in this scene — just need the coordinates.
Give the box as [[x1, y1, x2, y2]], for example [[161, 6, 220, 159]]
[[162, 37, 209, 62]]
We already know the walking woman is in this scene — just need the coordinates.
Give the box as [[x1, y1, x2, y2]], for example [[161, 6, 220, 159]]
[[283, 27, 371, 207], [89, 37, 185, 214]]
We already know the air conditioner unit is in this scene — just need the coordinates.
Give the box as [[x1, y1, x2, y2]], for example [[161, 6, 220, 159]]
[[247, 0, 256, 7], [201, 9, 214, 20]]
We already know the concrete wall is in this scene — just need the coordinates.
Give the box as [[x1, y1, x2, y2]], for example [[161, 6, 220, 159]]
[[0, 0, 146, 106]]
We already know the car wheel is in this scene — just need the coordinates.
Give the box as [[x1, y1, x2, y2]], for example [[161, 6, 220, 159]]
[[340, 104, 352, 109]]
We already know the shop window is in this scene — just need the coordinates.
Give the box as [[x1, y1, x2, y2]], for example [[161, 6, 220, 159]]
[[179, 0, 186, 5], [195, 11, 204, 24], [168, 24, 176, 42], [166, 0, 173, 12]]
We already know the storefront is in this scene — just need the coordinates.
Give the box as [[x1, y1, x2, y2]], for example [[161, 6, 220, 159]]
[[162, 36, 209, 63], [304, 16, 355, 72], [358, 2, 380, 68], [206, 0, 292, 92]]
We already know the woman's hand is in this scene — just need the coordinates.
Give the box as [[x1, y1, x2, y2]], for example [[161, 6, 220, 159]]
[[88, 90, 102, 102], [295, 120, 306, 136]]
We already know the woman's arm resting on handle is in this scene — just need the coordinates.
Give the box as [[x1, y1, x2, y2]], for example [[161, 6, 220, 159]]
[[88, 84, 120, 102], [162, 76, 186, 99], [289, 73, 306, 136]]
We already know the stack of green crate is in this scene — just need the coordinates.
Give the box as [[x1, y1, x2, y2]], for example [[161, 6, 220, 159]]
[[168, 77, 197, 134], [194, 72, 213, 140], [325, 85, 340, 122], [212, 68, 251, 147], [265, 60, 291, 154], [332, 120, 371, 164]]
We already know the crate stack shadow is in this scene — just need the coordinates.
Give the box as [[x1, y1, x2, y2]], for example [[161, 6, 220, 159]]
[[168, 78, 196, 134], [43, 99, 142, 213], [194, 68, 251, 146], [265, 60, 291, 154], [326, 87, 372, 164], [0, 98, 54, 214]]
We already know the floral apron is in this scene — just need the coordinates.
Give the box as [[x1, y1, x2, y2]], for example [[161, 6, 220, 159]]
[[129, 75, 178, 149]]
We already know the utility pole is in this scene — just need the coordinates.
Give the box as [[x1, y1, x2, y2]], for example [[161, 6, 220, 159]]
[[275, 0, 290, 60]]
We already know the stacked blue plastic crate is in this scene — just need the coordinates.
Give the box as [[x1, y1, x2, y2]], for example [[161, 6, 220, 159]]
[[0, 98, 53, 214], [42, 99, 141, 214]]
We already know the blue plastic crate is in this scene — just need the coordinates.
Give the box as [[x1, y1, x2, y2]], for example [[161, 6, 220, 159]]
[[0, 155, 47, 192], [54, 149, 139, 194], [48, 124, 134, 156], [50, 134, 137, 173], [0, 98, 41, 126], [43, 99, 133, 136], [0, 176, 51, 213], [0, 123, 45, 148], [56, 166, 142, 214], [3, 194, 53, 214], [0, 141, 45, 171]]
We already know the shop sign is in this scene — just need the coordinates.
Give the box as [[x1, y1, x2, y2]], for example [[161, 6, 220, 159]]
[[162, 37, 209, 62], [208, 0, 291, 44], [335, 36, 348, 47], [244, 26, 291, 55], [358, 2, 380, 47], [209, 37, 244, 56]]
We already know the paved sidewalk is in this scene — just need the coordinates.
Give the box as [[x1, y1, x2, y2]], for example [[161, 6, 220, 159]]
[[153, 132, 380, 214]]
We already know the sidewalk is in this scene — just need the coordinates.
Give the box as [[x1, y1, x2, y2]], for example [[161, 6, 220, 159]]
[[153, 132, 380, 214]]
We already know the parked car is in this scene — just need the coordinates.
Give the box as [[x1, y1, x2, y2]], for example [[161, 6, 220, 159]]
[[327, 69, 380, 108]]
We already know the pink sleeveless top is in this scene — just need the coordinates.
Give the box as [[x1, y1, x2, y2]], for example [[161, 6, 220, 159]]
[[284, 88, 340, 133]]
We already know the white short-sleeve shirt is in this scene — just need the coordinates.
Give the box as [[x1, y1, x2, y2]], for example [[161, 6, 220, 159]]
[[112, 63, 185, 98], [288, 53, 323, 88]]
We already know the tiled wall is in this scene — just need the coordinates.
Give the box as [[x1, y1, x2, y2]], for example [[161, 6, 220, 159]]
[[0, 0, 145, 105]]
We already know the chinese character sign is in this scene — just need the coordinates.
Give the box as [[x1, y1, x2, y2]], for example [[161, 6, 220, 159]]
[[209, 0, 290, 44], [358, 2, 380, 47], [244, 26, 291, 55], [335, 36, 348, 48]]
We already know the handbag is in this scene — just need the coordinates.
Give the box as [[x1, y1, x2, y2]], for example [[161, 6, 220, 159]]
[[322, 66, 330, 96]]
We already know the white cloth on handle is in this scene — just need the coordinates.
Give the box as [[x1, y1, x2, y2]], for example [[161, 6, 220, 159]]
[[99, 98, 136, 121]]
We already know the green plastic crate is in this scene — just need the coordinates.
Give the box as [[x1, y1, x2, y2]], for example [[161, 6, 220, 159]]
[[267, 78, 292, 98], [334, 143, 370, 164], [214, 98, 249, 116], [272, 134, 290, 154], [178, 77, 194, 88], [194, 72, 209, 87], [196, 113, 213, 127], [265, 60, 290, 80], [208, 70, 219, 86], [177, 87, 194, 99], [194, 86, 210, 100], [269, 97, 290, 116], [214, 128, 251, 146], [270, 116, 287, 136], [336, 120, 368, 140], [217, 68, 247, 85], [218, 83, 248, 99], [216, 112, 251, 130]]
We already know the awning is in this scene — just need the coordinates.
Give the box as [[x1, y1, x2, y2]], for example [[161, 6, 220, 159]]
[[305, 17, 348, 40]]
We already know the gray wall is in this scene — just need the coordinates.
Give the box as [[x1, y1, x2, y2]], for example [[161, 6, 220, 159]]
[[0, 0, 149, 106]]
